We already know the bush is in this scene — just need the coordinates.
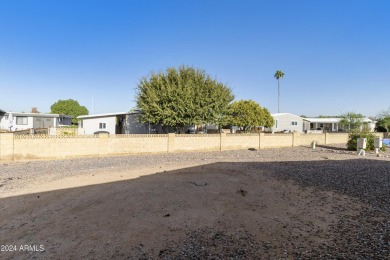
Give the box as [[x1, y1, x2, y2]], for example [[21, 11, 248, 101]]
[[347, 131, 386, 151]]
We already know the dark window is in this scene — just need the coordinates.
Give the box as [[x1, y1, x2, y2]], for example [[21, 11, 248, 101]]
[[16, 116, 28, 125]]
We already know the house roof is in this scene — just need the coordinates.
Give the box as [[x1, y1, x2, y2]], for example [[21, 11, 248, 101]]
[[5, 112, 72, 118], [272, 113, 304, 117], [77, 111, 140, 119], [271, 113, 303, 119], [271, 113, 290, 116], [305, 117, 375, 124], [362, 117, 375, 123], [305, 118, 341, 123]]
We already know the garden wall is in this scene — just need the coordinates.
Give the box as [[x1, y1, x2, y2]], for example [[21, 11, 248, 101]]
[[0, 132, 384, 161]]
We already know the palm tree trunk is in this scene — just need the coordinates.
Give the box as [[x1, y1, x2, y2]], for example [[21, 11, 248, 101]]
[[278, 79, 280, 113]]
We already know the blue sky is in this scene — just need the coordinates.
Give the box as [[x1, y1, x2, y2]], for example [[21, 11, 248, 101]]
[[1, 0, 389, 117]]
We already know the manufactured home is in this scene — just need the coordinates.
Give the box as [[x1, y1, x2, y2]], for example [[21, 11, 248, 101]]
[[78, 111, 155, 134], [0, 111, 72, 131], [269, 113, 307, 133]]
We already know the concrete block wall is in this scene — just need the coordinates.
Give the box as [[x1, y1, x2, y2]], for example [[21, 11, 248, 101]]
[[108, 134, 168, 155], [325, 133, 349, 144], [0, 133, 14, 161], [373, 133, 385, 138], [0, 132, 386, 161], [224, 134, 259, 150], [174, 134, 220, 152], [13, 135, 100, 160], [262, 134, 293, 148], [299, 133, 326, 146]]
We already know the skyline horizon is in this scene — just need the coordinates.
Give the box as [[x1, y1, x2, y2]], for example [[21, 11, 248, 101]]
[[1, 68, 387, 118], [1, 1, 389, 117], [2, 103, 385, 119]]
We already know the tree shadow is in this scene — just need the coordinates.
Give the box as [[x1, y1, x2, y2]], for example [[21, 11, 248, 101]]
[[316, 144, 348, 151]]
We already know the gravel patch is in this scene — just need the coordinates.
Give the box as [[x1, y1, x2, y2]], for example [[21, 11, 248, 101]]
[[1, 145, 389, 258]]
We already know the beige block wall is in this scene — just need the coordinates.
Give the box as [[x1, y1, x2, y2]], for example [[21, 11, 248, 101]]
[[11, 135, 169, 160], [224, 134, 259, 150], [13, 137, 100, 160], [168, 133, 175, 153], [262, 134, 293, 148], [0, 133, 14, 160], [373, 133, 384, 138], [1, 132, 387, 161], [299, 134, 326, 146], [325, 133, 349, 144], [174, 134, 220, 152], [107, 135, 168, 155]]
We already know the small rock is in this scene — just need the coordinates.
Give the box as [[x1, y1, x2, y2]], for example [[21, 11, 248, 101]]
[[238, 189, 248, 196]]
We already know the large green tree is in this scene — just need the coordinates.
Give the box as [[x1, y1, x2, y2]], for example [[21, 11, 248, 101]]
[[228, 100, 274, 132], [375, 117, 390, 132], [50, 99, 89, 124], [136, 66, 234, 131], [274, 70, 284, 113], [375, 107, 390, 132], [339, 112, 364, 132]]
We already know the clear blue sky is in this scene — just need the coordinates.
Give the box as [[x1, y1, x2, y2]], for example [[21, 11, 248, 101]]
[[1, 0, 389, 117]]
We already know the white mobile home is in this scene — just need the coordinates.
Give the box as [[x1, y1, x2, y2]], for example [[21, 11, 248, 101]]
[[269, 113, 307, 133], [0, 111, 72, 131], [305, 117, 376, 132], [305, 118, 340, 132], [78, 111, 153, 134]]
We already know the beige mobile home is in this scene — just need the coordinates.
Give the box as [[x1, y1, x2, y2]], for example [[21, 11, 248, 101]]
[[270, 113, 307, 133]]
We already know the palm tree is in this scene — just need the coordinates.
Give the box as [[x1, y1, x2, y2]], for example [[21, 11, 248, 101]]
[[274, 70, 285, 113]]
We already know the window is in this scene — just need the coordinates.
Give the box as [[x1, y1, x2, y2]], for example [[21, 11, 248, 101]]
[[291, 121, 298, 126], [16, 116, 28, 125], [319, 123, 324, 128], [275, 120, 278, 129], [99, 122, 106, 129]]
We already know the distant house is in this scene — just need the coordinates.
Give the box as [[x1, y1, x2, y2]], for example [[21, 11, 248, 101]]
[[362, 117, 376, 132], [305, 117, 376, 132], [78, 111, 156, 134], [0, 111, 72, 132], [304, 117, 340, 132], [269, 113, 307, 133]]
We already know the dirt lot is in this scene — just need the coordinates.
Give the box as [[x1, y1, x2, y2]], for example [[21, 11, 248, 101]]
[[0, 146, 389, 259]]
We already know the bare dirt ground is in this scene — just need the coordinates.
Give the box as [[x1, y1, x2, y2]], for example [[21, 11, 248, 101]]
[[0, 146, 389, 259]]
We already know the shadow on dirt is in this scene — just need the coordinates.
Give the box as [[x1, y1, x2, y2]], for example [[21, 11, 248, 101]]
[[0, 159, 389, 259]]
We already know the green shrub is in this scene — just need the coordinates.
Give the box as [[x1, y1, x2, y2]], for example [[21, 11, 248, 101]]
[[63, 131, 76, 136], [347, 131, 386, 151]]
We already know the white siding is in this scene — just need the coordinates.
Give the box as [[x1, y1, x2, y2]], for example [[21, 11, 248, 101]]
[[13, 116, 34, 131], [80, 116, 117, 134], [1, 113, 72, 131], [0, 116, 5, 130], [271, 113, 304, 133]]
